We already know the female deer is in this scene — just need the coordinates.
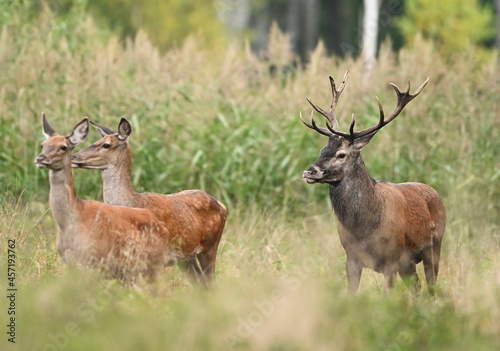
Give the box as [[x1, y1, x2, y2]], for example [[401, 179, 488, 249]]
[[71, 118, 226, 287], [35, 114, 171, 285]]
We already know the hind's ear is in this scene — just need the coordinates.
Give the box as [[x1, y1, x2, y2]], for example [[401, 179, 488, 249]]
[[90, 121, 115, 137], [117, 118, 132, 141], [42, 112, 57, 139], [68, 117, 89, 145]]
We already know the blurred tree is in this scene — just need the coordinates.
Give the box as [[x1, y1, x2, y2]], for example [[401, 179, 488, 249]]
[[87, 0, 226, 50], [362, 0, 381, 74], [318, 0, 355, 57], [377, 0, 405, 52], [395, 0, 496, 57], [216, 0, 251, 38], [248, 0, 320, 61], [17, 0, 497, 62], [247, 0, 406, 61], [495, 0, 500, 47], [86, 0, 136, 38]]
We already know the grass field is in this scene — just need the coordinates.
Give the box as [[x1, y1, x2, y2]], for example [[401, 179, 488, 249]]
[[1, 5, 499, 351]]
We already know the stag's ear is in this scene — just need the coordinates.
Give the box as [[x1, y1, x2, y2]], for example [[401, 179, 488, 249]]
[[42, 112, 57, 138], [352, 130, 378, 149], [68, 117, 89, 145], [117, 118, 132, 141], [90, 121, 115, 137]]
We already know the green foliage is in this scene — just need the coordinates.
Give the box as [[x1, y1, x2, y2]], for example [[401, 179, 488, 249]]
[[395, 0, 496, 58], [1, 3, 499, 225], [87, 0, 226, 50]]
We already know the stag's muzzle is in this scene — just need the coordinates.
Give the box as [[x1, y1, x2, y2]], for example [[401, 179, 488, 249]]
[[303, 167, 323, 184]]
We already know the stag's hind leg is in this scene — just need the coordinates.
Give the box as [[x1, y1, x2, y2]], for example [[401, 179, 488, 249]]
[[196, 247, 219, 287], [422, 242, 441, 295], [423, 197, 446, 294], [188, 256, 211, 289], [184, 247, 219, 289], [177, 256, 207, 289]]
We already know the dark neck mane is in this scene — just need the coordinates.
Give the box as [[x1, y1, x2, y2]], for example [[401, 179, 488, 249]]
[[328, 155, 382, 236]]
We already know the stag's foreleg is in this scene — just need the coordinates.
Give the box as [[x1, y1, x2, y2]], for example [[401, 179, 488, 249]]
[[398, 252, 422, 294], [383, 265, 397, 293], [345, 254, 362, 292], [422, 244, 441, 295]]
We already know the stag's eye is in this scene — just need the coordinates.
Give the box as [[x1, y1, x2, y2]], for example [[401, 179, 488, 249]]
[[337, 153, 346, 159], [102, 143, 110, 149], [61, 146, 67, 151]]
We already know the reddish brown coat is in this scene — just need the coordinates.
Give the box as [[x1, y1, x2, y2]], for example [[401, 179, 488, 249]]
[[35, 116, 172, 286], [71, 118, 226, 286]]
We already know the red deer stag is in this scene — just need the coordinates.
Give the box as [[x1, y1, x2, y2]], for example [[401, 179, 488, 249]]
[[301, 71, 446, 293], [35, 114, 171, 286], [71, 118, 226, 287]]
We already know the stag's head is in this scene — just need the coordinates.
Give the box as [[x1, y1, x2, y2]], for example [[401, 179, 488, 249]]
[[71, 118, 132, 170], [302, 71, 429, 184]]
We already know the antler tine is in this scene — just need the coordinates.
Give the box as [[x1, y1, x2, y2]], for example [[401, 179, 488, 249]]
[[306, 97, 333, 124], [335, 70, 350, 97], [376, 97, 385, 124], [350, 77, 430, 140], [328, 70, 349, 130], [349, 114, 356, 136], [412, 76, 430, 95], [306, 70, 350, 132], [300, 110, 332, 137], [326, 114, 353, 139]]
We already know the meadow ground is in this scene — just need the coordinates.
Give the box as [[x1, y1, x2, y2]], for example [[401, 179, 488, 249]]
[[0, 6, 499, 351]]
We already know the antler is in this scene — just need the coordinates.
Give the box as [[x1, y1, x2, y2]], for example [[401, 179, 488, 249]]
[[301, 70, 350, 137], [327, 77, 430, 141], [302, 72, 429, 142]]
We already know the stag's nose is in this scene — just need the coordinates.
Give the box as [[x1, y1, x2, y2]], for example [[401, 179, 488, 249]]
[[303, 166, 323, 184], [303, 169, 317, 178]]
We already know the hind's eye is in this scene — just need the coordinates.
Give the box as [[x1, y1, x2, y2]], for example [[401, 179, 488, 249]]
[[61, 146, 67, 151], [337, 153, 346, 159], [102, 143, 110, 149]]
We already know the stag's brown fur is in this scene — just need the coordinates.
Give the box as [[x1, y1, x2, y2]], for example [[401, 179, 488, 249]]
[[71, 119, 226, 286], [333, 172, 446, 292], [303, 72, 446, 293]]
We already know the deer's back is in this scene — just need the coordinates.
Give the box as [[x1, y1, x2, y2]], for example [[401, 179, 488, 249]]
[[136, 190, 227, 256], [61, 200, 170, 267], [378, 181, 446, 251]]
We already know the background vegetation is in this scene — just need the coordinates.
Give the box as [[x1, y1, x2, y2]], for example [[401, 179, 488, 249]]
[[0, 2, 499, 350]]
